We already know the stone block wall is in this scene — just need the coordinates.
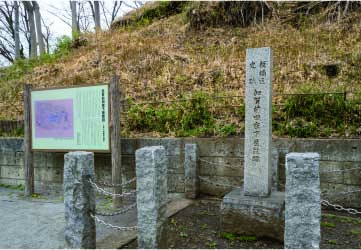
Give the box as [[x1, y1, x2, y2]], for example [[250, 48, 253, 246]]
[[0, 137, 361, 207]]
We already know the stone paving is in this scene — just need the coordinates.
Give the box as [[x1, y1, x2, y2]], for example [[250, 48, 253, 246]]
[[0, 187, 191, 248]]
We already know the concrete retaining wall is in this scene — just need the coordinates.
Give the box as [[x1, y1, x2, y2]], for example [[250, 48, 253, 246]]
[[1, 137, 360, 207]]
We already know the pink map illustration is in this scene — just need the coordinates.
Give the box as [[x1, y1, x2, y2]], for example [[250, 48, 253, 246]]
[[35, 99, 74, 138]]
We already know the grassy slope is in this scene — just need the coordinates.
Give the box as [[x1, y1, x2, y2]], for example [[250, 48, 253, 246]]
[[0, 2, 361, 137]]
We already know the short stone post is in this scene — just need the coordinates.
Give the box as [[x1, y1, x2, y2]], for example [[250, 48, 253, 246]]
[[185, 143, 199, 199], [64, 151, 96, 249], [136, 146, 168, 249], [285, 153, 320, 249]]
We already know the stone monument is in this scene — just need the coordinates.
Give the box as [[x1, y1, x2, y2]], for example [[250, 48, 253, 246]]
[[244, 47, 273, 197], [221, 47, 285, 241]]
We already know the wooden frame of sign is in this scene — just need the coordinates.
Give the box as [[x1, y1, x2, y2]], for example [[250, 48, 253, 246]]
[[23, 75, 122, 199]]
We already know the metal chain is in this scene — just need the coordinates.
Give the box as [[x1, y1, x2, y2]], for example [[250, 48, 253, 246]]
[[321, 199, 361, 215], [321, 167, 361, 173], [198, 176, 241, 188], [95, 203, 137, 216], [95, 177, 136, 188], [89, 179, 137, 198], [91, 214, 138, 231], [199, 158, 240, 169]]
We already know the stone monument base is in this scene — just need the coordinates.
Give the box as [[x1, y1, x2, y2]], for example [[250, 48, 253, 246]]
[[220, 187, 285, 241]]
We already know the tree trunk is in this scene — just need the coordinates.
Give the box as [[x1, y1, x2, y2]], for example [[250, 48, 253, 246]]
[[33, 1, 45, 56], [94, 1, 101, 31], [23, 2, 37, 58], [343, 0, 350, 17], [70, 1, 78, 39], [14, 1, 20, 59]]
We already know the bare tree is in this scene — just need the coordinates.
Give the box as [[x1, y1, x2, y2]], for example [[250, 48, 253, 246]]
[[33, 1, 45, 55], [23, 1, 37, 58], [93, 1, 101, 30], [0, 1, 16, 62], [41, 17, 52, 54], [14, 1, 20, 59], [100, 1, 123, 28], [70, 1, 78, 39]]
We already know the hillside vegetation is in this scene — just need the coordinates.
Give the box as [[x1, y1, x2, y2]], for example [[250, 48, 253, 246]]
[[0, 1, 361, 138]]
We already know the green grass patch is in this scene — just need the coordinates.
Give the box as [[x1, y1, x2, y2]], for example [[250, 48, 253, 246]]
[[322, 213, 361, 225], [322, 213, 337, 219], [273, 86, 361, 138], [179, 232, 188, 238], [97, 194, 116, 212], [328, 239, 337, 245], [0, 183, 25, 191], [127, 91, 215, 137], [31, 193, 47, 199], [350, 229, 361, 235], [321, 221, 336, 228], [207, 241, 217, 249], [220, 232, 236, 241]]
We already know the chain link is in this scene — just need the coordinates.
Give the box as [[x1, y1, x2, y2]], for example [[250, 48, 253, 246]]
[[91, 214, 138, 231], [95, 177, 136, 188], [321, 167, 361, 173], [95, 203, 137, 216], [89, 179, 137, 198], [321, 199, 361, 215], [199, 176, 241, 188]]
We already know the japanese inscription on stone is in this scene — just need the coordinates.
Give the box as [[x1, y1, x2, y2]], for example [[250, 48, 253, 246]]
[[244, 47, 273, 197]]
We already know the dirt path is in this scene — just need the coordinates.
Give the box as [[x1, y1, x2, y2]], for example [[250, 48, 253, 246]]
[[124, 197, 361, 249]]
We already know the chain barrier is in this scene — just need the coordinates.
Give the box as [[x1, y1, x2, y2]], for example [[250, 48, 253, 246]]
[[89, 179, 137, 198], [198, 176, 241, 189], [95, 203, 137, 217], [321, 167, 361, 173], [321, 199, 361, 215], [91, 214, 138, 231], [95, 177, 136, 188]]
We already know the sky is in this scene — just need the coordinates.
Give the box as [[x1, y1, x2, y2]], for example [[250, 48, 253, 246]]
[[0, 0, 143, 66], [40, 0, 141, 39]]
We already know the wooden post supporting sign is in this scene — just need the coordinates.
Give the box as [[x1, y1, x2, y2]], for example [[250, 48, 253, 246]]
[[110, 75, 122, 207], [23, 84, 34, 196]]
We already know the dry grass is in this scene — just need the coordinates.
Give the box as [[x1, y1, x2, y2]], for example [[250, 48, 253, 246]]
[[0, 4, 361, 137]]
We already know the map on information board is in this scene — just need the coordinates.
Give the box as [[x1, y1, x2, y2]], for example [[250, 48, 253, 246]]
[[30, 85, 109, 152], [35, 99, 74, 138]]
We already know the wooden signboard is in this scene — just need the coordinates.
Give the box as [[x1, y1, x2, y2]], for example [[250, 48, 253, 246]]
[[30, 85, 110, 152]]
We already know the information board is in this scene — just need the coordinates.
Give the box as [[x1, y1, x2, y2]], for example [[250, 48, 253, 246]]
[[31, 85, 110, 151]]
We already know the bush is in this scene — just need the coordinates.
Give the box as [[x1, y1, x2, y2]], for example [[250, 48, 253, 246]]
[[127, 91, 215, 137], [54, 35, 72, 56]]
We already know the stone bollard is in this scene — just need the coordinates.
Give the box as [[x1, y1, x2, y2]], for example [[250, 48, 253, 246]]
[[64, 151, 96, 249], [285, 153, 320, 249], [185, 143, 199, 199], [136, 146, 168, 249]]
